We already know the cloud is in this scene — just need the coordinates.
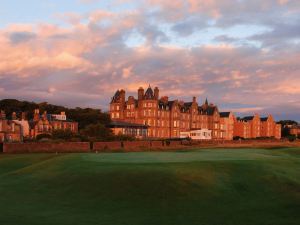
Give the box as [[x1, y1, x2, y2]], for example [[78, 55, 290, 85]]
[[0, 0, 300, 121], [9, 31, 36, 44], [122, 66, 133, 78]]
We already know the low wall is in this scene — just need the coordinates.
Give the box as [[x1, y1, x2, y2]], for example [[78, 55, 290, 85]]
[[3, 142, 90, 153], [93, 142, 122, 151], [167, 141, 182, 147], [2, 139, 299, 154], [123, 141, 151, 150], [151, 141, 164, 148]]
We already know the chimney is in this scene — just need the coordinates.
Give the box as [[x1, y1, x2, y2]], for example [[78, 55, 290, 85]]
[[160, 96, 169, 104], [34, 109, 40, 121], [154, 87, 159, 100], [21, 112, 27, 120], [193, 97, 196, 103], [138, 87, 144, 100], [0, 110, 6, 120], [43, 111, 47, 120], [128, 96, 135, 102], [12, 112, 17, 120]]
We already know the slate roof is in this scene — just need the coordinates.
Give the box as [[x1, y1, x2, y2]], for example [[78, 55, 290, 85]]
[[158, 100, 170, 110], [243, 116, 254, 121], [111, 90, 120, 103], [220, 112, 231, 118], [144, 86, 154, 99]]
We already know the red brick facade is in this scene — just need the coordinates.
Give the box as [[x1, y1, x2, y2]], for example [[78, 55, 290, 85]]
[[0, 110, 22, 142], [110, 86, 282, 140], [234, 114, 281, 139], [30, 110, 78, 138], [110, 86, 223, 139]]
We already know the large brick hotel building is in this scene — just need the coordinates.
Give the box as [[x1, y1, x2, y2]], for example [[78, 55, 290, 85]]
[[109, 86, 281, 140]]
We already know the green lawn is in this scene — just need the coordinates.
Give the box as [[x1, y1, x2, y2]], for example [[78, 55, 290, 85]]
[[0, 148, 299, 225]]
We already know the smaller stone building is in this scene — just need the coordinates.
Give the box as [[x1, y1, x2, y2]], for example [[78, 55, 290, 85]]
[[30, 110, 78, 138], [0, 110, 22, 142], [289, 125, 300, 138]]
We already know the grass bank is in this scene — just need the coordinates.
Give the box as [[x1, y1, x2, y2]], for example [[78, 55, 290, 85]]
[[0, 148, 299, 225]]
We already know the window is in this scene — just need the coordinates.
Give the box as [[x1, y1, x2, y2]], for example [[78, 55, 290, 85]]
[[116, 105, 119, 110]]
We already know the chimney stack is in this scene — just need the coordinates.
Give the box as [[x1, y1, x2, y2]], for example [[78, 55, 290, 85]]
[[160, 96, 169, 104], [12, 112, 17, 120], [0, 110, 6, 120], [154, 87, 159, 100], [34, 109, 40, 121], [43, 111, 47, 120], [193, 97, 196, 103], [21, 112, 27, 120], [138, 87, 144, 100]]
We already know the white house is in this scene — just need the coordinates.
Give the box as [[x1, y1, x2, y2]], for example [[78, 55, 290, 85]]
[[180, 129, 212, 140]]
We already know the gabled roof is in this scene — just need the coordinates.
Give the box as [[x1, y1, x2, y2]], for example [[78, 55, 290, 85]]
[[205, 98, 208, 105], [198, 104, 218, 115], [111, 90, 120, 103], [206, 106, 218, 115], [144, 86, 154, 99]]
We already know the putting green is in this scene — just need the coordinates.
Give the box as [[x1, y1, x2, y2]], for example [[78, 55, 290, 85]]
[[0, 148, 299, 225]]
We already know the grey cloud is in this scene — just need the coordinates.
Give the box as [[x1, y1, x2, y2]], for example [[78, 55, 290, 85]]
[[250, 20, 300, 47], [9, 31, 36, 44], [171, 16, 209, 37], [213, 35, 239, 43]]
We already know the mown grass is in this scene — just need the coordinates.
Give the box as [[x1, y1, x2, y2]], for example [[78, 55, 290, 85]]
[[0, 148, 299, 225]]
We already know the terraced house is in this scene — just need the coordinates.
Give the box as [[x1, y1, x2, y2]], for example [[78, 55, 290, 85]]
[[110, 86, 225, 139], [234, 114, 281, 139]]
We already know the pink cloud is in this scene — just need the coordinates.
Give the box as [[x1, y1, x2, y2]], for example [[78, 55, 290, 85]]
[[0, 2, 299, 121]]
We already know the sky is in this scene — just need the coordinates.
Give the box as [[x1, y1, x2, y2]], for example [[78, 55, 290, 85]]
[[0, 0, 299, 121]]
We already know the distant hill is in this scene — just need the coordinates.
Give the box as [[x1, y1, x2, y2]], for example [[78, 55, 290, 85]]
[[0, 99, 110, 130]]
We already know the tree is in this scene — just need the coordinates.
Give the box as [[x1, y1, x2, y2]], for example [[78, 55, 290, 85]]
[[277, 120, 298, 126], [52, 129, 74, 140], [80, 123, 113, 141], [0, 99, 111, 130]]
